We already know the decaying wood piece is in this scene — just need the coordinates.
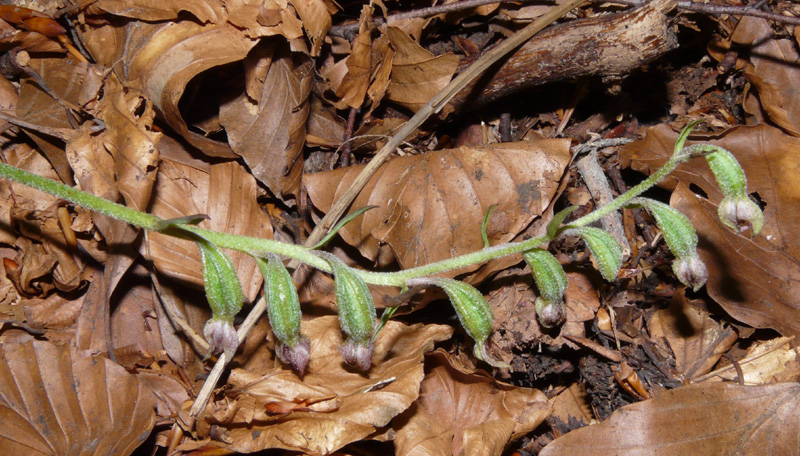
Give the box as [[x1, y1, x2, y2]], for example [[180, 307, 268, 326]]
[[449, 0, 678, 111]]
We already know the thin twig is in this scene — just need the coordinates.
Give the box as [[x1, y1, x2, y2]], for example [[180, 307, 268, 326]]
[[330, 0, 800, 40], [329, 0, 543, 38]]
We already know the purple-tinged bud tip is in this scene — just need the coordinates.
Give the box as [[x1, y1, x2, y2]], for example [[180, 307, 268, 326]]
[[534, 297, 567, 328], [276, 335, 311, 375], [673, 254, 708, 292], [340, 338, 374, 371], [204, 318, 240, 360], [718, 196, 764, 236]]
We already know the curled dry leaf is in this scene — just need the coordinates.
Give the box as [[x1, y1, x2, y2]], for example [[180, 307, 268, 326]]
[[91, 0, 225, 23], [393, 350, 550, 456], [145, 159, 273, 301], [649, 288, 737, 381], [219, 40, 312, 197], [193, 316, 453, 454], [540, 382, 800, 456], [384, 26, 460, 112], [0, 340, 156, 455], [621, 125, 800, 338], [304, 140, 571, 270], [730, 16, 800, 136]]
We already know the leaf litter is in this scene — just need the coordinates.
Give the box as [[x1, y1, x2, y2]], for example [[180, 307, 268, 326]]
[[0, 0, 800, 455]]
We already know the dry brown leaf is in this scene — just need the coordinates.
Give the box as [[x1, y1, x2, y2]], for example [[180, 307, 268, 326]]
[[288, 0, 335, 56], [393, 350, 550, 456], [306, 97, 346, 148], [327, 5, 374, 109], [550, 383, 594, 427], [384, 26, 460, 112], [304, 140, 571, 270], [699, 336, 800, 385], [92, 0, 224, 22], [621, 125, 800, 338], [145, 158, 273, 301], [649, 289, 737, 380], [192, 316, 453, 454], [731, 16, 800, 136], [80, 20, 258, 159], [219, 40, 312, 197], [540, 382, 800, 456], [0, 340, 156, 454]]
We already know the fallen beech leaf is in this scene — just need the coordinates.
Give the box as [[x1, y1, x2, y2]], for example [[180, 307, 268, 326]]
[[331, 5, 373, 109], [621, 125, 800, 338], [699, 336, 800, 385], [393, 350, 550, 456], [304, 140, 571, 270], [731, 16, 800, 136], [219, 40, 312, 196], [194, 316, 453, 454], [92, 0, 224, 22], [385, 26, 460, 112], [145, 159, 273, 301], [288, 0, 335, 56], [649, 288, 737, 380], [0, 340, 156, 454], [540, 382, 800, 456]]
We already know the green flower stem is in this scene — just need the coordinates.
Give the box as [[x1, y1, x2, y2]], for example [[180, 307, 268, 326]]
[[0, 163, 161, 230], [0, 147, 684, 288]]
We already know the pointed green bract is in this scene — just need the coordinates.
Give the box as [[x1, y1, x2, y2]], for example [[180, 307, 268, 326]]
[[629, 198, 697, 258], [311, 206, 377, 250], [673, 120, 703, 160], [547, 206, 578, 239], [574, 227, 623, 282], [481, 204, 498, 248], [523, 249, 567, 304]]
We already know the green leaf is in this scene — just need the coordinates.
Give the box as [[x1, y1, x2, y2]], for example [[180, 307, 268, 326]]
[[481, 204, 498, 248], [311, 206, 378, 250], [523, 248, 568, 303], [576, 227, 623, 282], [196, 238, 244, 320]]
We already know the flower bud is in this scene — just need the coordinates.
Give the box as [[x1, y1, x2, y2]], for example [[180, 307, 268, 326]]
[[195, 238, 244, 361], [257, 254, 309, 374], [717, 196, 764, 236], [673, 253, 708, 291], [703, 146, 764, 236], [340, 339, 375, 372], [318, 252, 377, 370], [406, 277, 510, 369], [535, 297, 567, 328], [203, 318, 239, 360], [275, 335, 311, 374]]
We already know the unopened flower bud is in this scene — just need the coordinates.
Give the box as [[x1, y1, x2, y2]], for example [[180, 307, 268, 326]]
[[275, 335, 311, 374], [318, 252, 377, 371], [535, 297, 567, 328], [203, 318, 239, 359], [673, 254, 708, 291], [718, 196, 764, 236], [340, 339, 374, 371], [406, 277, 510, 369]]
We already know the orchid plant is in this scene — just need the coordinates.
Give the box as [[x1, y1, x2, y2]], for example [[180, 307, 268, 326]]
[[0, 122, 763, 372]]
